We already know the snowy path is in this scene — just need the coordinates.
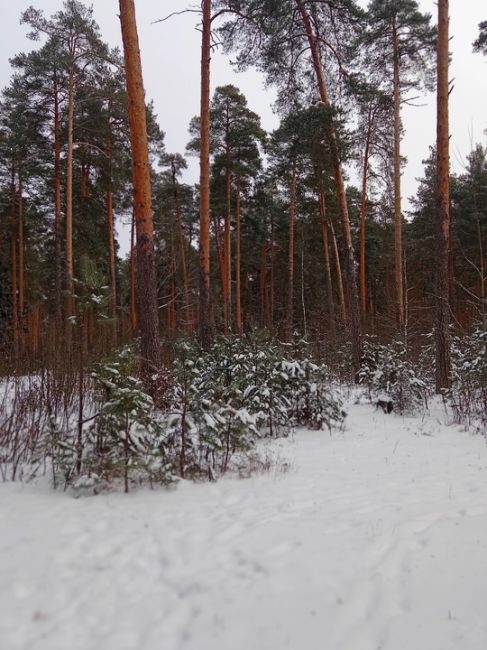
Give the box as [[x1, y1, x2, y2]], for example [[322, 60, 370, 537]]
[[1, 403, 487, 650]]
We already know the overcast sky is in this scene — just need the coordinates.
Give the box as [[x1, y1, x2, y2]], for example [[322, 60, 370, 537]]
[[1, 0, 486, 254]]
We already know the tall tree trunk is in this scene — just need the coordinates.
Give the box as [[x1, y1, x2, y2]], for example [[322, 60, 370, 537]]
[[10, 166, 19, 354], [106, 135, 117, 344], [171, 161, 192, 331], [213, 215, 225, 304], [53, 71, 62, 323], [18, 176, 25, 326], [168, 235, 177, 338], [286, 164, 297, 342], [129, 210, 137, 334], [235, 175, 242, 334], [300, 219, 307, 338], [199, 0, 212, 348], [259, 239, 267, 328], [269, 214, 275, 331], [319, 191, 336, 336], [392, 17, 404, 329], [223, 105, 232, 333], [360, 108, 373, 325], [119, 0, 160, 367], [329, 217, 347, 325], [296, 0, 361, 373], [435, 0, 451, 391], [66, 63, 76, 318]]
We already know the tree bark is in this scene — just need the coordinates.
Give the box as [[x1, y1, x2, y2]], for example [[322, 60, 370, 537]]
[[53, 70, 62, 323], [269, 214, 275, 331], [119, 0, 160, 367], [199, 0, 212, 348], [286, 164, 297, 342], [235, 175, 243, 334], [319, 191, 336, 335], [329, 217, 347, 325], [18, 176, 25, 326], [359, 108, 373, 325], [259, 239, 267, 328], [435, 0, 451, 391], [171, 161, 192, 331], [129, 210, 137, 335], [296, 0, 362, 373], [392, 17, 404, 329], [106, 134, 117, 344], [66, 62, 76, 318], [223, 102, 232, 333], [10, 166, 19, 354]]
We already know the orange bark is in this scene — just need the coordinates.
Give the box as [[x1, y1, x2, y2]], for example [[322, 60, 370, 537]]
[[120, 0, 161, 366]]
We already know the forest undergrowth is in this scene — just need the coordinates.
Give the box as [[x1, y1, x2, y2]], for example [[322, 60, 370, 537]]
[[1, 326, 485, 495]]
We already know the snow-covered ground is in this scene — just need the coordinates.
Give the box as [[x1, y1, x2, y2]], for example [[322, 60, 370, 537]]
[[1, 400, 487, 650]]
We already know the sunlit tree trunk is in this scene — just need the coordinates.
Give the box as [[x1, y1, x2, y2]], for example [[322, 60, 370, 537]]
[[119, 0, 160, 367]]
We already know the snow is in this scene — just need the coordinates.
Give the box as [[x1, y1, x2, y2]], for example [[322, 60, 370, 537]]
[[1, 401, 487, 650]]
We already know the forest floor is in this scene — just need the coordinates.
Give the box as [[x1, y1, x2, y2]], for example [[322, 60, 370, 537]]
[[1, 397, 487, 650]]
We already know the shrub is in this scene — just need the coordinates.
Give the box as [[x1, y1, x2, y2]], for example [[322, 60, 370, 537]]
[[359, 338, 430, 414], [167, 334, 345, 479], [45, 347, 174, 493], [450, 325, 487, 433]]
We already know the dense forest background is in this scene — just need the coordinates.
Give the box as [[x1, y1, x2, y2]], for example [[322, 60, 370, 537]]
[[0, 0, 485, 371]]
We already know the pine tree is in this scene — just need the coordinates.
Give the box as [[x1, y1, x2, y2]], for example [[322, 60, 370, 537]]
[[365, 0, 436, 330], [473, 21, 487, 55], [435, 0, 451, 391], [119, 0, 160, 368]]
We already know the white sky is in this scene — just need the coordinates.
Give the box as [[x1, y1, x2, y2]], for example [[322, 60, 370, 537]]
[[1, 0, 486, 255]]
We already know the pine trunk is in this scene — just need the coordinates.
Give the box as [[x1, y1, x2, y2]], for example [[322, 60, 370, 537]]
[[106, 135, 117, 344], [53, 72, 62, 323], [286, 164, 297, 342], [18, 176, 25, 327], [235, 176, 242, 334], [199, 0, 212, 348], [360, 109, 373, 325], [129, 211, 137, 334], [392, 18, 404, 329], [259, 239, 267, 328], [296, 0, 362, 374], [435, 0, 451, 391], [66, 63, 75, 318], [329, 217, 347, 325], [319, 191, 336, 335], [11, 167, 19, 354], [119, 0, 161, 368], [269, 215, 275, 331], [223, 107, 232, 333], [171, 162, 192, 331]]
